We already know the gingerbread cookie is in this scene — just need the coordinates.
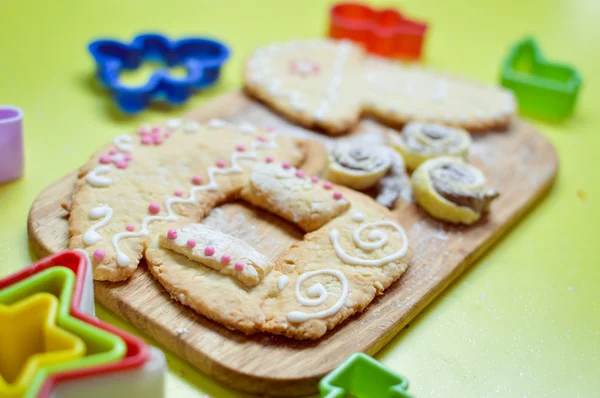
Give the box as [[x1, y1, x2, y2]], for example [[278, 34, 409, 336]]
[[390, 122, 471, 170], [69, 119, 303, 281], [411, 157, 499, 224], [244, 39, 516, 134], [244, 39, 365, 135], [146, 163, 410, 339]]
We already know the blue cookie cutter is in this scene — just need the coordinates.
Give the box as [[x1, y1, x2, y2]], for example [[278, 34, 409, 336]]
[[89, 33, 230, 113]]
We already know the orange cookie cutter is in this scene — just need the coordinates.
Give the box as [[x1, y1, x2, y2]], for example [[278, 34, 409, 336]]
[[328, 2, 428, 60]]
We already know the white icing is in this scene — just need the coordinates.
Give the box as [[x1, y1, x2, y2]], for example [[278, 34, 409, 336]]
[[277, 275, 289, 291], [183, 120, 200, 133], [207, 119, 258, 134], [166, 119, 181, 130], [287, 269, 349, 323], [329, 221, 408, 266], [207, 119, 228, 128], [86, 165, 112, 187], [83, 205, 113, 245], [113, 134, 133, 153], [352, 212, 365, 222], [313, 43, 350, 120], [111, 131, 279, 266]]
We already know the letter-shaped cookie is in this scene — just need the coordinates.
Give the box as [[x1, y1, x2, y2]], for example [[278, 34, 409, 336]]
[[146, 163, 411, 339]]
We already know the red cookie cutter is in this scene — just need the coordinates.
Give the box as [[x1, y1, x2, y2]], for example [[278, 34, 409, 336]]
[[328, 2, 428, 60]]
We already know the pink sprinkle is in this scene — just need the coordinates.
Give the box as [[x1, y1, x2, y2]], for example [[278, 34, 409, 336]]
[[124, 153, 133, 161], [115, 160, 128, 169], [186, 239, 197, 248], [148, 203, 160, 214], [141, 136, 153, 145], [174, 189, 183, 197], [333, 191, 343, 200], [164, 131, 172, 138], [265, 156, 274, 163], [266, 127, 275, 132], [311, 176, 319, 183], [192, 175, 202, 185], [93, 249, 106, 261], [221, 254, 231, 264], [234, 262, 244, 271], [126, 224, 135, 232], [138, 127, 150, 136], [257, 136, 267, 143], [323, 181, 333, 190], [153, 136, 163, 145], [151, 126, 161, 135], [282, 162, 291, 169], [235, 144, 246, 152], [295, 169, 305, 178], [109, 149, 117, 155], [167, 229, 178, 239], [216, 159, 227, 168], [99, 155, 111, 164], [204, 246, 215, 256]]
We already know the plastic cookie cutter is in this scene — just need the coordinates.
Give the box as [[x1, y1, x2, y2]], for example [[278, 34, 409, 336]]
[[0, 105, 24, 183], [328, 2, 428, 60], [0, 250, 166, 398], [0, 293, 85, 398], [319, 353, 413, 398], [89, 33, 230, 113], [500, 37, 582, 120]]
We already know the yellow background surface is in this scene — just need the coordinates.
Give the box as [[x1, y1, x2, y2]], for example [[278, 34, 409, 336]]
[[0, 0, 598, 396]]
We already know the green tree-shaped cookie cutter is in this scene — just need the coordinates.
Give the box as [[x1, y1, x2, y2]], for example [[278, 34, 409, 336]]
[[500, 37, 582, 120], [319, 353, 413, 398]]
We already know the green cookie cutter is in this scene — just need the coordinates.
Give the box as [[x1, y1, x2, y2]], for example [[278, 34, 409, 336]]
[[0, 266, 127, 397], [500, 37, 582, 120], [319, 353, 413, 398]]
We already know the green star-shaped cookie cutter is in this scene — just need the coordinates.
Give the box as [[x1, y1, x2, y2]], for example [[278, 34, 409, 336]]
[[319, 353, 413, 398], [0, 266, 126, 398], [500, 37, 582, 120]]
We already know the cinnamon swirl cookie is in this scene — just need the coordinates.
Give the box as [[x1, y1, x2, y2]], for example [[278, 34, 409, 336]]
[[323, 144, 392, 190], [411, 157, 499, 224], [391, 122, 471, 170]]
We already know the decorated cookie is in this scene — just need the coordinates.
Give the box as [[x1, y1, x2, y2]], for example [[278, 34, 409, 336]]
[[411, 157, 499, 224], [244, 39, 365, 135], [323, 144, 392, 190], [244, 39, 516, 135], [364, 57, 516, 131], [390, 122, 472, 170], [146, 163, 410, 339], [69, 119, 303, 281]]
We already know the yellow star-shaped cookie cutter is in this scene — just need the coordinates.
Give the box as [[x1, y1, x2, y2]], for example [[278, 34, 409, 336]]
[[0, 292, 85, 398]]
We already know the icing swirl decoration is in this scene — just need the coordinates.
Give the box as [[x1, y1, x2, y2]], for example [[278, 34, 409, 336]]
[[85, 165, 112, 187], [286, 269, 349, 323], [411, 156, 500, 224], [329, 221, 408, 267], [391, 122, 472, 170], [83, 205, 113, 245], [324, 144, 391, 190]]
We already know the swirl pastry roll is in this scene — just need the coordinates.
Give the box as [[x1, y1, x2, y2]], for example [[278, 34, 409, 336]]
[[391, 122, 472, 170], [412, 157, 499, 224], [323, 144, 391, 190]]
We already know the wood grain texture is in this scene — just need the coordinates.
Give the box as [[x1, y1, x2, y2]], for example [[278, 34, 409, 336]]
[[27, 91, 558, 396]]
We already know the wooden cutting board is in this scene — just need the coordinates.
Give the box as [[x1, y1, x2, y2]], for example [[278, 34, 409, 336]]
[[27, 91, 558, 396]]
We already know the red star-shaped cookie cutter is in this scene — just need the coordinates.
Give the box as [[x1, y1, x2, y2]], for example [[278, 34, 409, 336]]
[[328, 2, 428, 60], [0, 251, 161, 397]]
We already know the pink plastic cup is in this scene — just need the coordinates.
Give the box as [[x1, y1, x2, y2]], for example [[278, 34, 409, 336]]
[[0, 105, 24, 183]]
